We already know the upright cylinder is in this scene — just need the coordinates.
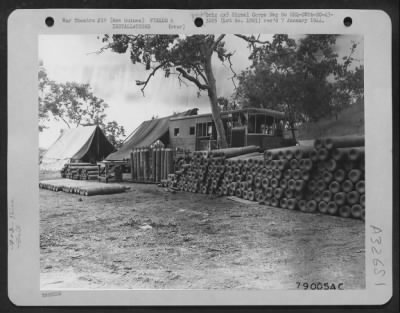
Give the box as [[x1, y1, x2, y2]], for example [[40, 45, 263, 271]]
[[152, 148, 156, 182], [143, 148, 149, 182], [141, 149, 145, 181], [167, 149, 174, 176], [136, 149, 139, 180], [130, 150, 134, 181], [135, 149, 140, 181], [160, 148, 165, 181], [156, 148, 161, 182], [163, 148, 168, 180]]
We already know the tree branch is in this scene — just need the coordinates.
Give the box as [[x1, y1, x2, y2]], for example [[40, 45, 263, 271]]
[[193, 64, 209, 85], [211, 34, 226, 50], [170, 72, 189, 87], [234, 34, 271, 45], [136, 62, 167, 95], [176, 68, 209, 90], [87, 44, 113, 55], [221, 51, 237, 89]]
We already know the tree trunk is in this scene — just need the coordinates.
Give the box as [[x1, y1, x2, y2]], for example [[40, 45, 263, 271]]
[[204, 54, 228, 148]]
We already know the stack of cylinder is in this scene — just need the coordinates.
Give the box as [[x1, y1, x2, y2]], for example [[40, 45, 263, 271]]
[[79, 166, 99, 180], [130, 147, 174, 183], [239, 147, 313, 206], [39, 180, 127, 196], [221, 153, 266, 201], [173, 146, 259, 194], [61, 163, 98, 180], [307, 135, 365, 220], [175, 150, 226, 194], [173, 136, 365, 221]]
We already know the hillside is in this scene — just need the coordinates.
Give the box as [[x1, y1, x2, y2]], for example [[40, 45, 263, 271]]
[[297, 101, 364, 140]]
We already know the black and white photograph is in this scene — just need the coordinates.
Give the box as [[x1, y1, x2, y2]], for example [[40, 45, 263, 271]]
[[38, 33, 367, 290]]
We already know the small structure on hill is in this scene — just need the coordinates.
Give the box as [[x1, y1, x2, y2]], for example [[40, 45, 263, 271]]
[[40, 125, 115, 171]]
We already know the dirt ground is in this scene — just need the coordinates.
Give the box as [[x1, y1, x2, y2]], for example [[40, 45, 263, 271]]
[[40, 177, 365, 290]]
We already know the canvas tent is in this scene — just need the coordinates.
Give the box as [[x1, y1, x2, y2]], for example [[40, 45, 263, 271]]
[[106, 109, 197, 160], [40, 125, 115, 171]]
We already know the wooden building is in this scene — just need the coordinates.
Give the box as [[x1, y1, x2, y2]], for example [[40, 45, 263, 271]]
[[169, 107, 288, 152], [106, 107, 290, 162]]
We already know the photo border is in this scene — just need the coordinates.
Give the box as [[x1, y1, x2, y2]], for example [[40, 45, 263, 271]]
[[1, 0, 398, 311]]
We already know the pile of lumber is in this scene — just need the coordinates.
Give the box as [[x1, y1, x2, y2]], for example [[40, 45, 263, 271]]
[[130, 148, 174, 183], [39, 179, 128, 196], [172, 136, 365, 221], [61, 163, 98, 180]]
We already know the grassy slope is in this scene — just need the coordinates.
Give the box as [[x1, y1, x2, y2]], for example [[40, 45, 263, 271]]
[[297, 101, 364, 140]]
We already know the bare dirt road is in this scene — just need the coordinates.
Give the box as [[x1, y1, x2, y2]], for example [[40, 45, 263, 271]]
[[40, 182, 365, 290]]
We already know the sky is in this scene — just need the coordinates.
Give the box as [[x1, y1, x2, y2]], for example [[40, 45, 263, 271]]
[[38, 34, 363, 149]]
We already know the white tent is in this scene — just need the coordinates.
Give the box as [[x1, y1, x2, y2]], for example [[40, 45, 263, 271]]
[[40, 126, 115, 171]]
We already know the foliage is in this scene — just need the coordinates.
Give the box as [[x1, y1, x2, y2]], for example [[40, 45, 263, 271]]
[[217, 96, 238, 111], [39, 66, 125, 146], [39, 66, 98, 128], [102, 121, 126, 148], [234, 35, 364, 138], [38, 67, 51, 131]]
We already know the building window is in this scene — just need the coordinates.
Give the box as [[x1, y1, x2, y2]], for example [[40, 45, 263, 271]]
[[232, 112, 246, 127], [196, 122, 216, 138], [248, 113, 256, 133], [248, 113, 274, 135], [189, 126, 195, 135], [207, 124, 213, 136], [174, 128, 180, 136]]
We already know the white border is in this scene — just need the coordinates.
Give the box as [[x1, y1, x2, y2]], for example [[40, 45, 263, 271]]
[[7, 9, 392, 306]]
